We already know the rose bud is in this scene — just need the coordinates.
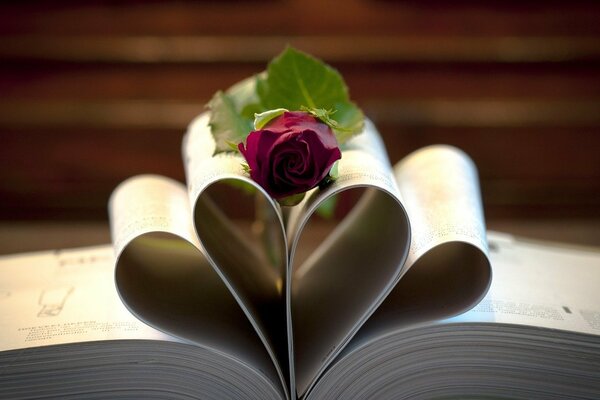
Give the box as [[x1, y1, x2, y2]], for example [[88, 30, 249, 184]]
[[238, 111, 342, 200]]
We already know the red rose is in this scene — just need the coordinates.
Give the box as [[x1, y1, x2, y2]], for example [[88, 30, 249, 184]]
[[238, 111, 341, 199]]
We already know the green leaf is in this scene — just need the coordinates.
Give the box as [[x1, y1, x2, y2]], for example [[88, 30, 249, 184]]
[[226, 140, 241, 152], [257, 47, 347, 110], [208, 91, 253, 153], [254, 108, 288, 130], [257, 47, 364, 143], [226, 76, 262, 119], [208, 76, 263, 153], [331, 102, 365, 143], [329, 160, 339, 180]]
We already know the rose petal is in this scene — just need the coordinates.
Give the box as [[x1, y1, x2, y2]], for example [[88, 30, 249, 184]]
[[240, 129, 280, 184], [271, 142, 312, 188], [298, 130, 340, 182]]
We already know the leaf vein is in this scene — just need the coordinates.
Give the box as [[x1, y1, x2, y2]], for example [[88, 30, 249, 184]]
[[292, 56, 316, 109]]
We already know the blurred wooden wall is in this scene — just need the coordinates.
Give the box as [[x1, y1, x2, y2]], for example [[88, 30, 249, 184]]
[[0, 0, 599, 221]]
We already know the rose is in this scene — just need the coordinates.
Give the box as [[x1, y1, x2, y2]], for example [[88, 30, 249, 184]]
[[238, 111, 341, 199]]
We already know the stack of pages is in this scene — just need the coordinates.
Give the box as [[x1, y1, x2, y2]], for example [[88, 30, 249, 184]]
[[0, 234, 599, 399]]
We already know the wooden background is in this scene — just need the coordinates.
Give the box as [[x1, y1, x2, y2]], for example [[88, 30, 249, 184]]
[[0, 0, 599, 223]]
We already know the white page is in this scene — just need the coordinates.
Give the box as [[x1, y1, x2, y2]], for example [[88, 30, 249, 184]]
[[108, 173, 287, 390], [365, 145, 494, 326], [394, 145, 488, 266], [109, 174, 200, 254], [0, 246, 168, 351], [288, 120, 411, 397], [182, 113, 290, 398], [183, 116, 285, 317], [449, 232, 600, 335], [342, 231, 600, 351]]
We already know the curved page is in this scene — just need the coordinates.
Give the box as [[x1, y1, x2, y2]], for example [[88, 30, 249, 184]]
[[108, 175, 283, 397], [286, 120, 411, 397], [183, 114, 290, 396], [342, 145, 492, 347], [184, 114, 411, 398]]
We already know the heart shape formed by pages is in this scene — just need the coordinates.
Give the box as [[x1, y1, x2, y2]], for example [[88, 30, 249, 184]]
[[109, 115, 491, 399], [109, 114, 491, 399]]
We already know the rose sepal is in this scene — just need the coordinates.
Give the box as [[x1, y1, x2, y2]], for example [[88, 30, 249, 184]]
[[254, 108, 288, 130]]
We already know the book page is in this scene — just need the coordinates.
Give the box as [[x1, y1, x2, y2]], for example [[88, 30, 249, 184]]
[[287, 120, 411, 397], [109, 174, 200, 255], [182, 112, 290, 398], [372, 145, 492, 325], [108, 174, 285, 385], [395, 145, 488, 266], [0, 246, 167, 352], [344, 231, 600, 349], [449, 232, 600, 335]]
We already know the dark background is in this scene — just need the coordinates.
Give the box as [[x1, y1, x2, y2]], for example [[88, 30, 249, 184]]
[[0, 1, 599, 241]]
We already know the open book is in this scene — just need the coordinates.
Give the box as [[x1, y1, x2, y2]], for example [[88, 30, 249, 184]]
[[1, 117, 598, 399]]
